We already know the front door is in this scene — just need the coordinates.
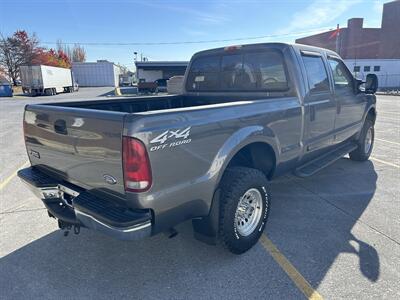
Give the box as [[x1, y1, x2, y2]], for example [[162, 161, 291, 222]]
[[327, 57, 366, 143], [301, 51, 336, 152]]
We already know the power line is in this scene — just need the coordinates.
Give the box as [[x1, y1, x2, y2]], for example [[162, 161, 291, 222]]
[[43, 27, 332, 46]]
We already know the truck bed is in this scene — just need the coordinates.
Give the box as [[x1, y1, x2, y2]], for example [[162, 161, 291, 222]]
[[44, 94, 281, 114]]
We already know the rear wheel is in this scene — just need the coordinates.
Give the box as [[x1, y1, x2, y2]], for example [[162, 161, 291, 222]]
[[44, 88, 52, 96], [218, 167, 270, 254], [349, 118, 374, 161]]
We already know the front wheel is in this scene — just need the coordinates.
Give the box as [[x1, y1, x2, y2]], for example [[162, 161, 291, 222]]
[[350, 118, 374, 161], [218, 167, 270, 254]]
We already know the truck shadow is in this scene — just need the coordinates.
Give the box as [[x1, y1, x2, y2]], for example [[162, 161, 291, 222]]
[[0, 158, 378, 298], [267, 158, 379, 285]]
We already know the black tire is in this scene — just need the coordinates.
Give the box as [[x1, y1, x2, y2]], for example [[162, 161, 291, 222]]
[[349, 118, 374, 161], [218, 167, 270, 254], [44, 88, 52, 96]]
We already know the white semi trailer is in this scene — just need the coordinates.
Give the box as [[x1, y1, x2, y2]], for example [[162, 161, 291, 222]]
[[20, 65, 74, 96]]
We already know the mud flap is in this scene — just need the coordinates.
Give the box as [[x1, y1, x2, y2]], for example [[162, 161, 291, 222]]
[[192, 188, 221, 245]]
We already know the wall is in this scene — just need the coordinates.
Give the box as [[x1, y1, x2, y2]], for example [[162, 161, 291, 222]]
[[137, 69, 163, 82], [72, 62, 120, 87], [295, 1, 400, 60], [379, 0, 400, 58]]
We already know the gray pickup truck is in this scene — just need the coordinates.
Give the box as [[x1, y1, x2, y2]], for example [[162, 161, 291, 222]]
[[18, 43, 378, 254]]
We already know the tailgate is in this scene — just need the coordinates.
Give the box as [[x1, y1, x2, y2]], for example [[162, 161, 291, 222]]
[[23, 105, 127, 196]]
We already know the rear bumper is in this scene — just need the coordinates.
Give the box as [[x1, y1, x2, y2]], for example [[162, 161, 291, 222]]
[[18, 167, 152, 241]]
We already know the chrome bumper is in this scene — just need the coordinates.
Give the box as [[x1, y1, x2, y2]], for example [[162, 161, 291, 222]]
[[18, 166, 152, 241], [74, 209, 152, 240]]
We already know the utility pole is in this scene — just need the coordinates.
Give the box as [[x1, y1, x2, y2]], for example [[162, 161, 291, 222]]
[[335, 24, 340, 55]]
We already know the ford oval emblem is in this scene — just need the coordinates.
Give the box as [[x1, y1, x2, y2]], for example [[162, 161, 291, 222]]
[[103, 174, 117, 185]]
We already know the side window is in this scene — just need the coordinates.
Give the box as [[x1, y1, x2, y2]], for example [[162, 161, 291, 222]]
[[302, 55, 330, 93], [186, 56, 220, 91], [328, 58, 354, 92]]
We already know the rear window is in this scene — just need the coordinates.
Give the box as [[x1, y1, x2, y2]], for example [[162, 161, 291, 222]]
[[186, 56, 220, 91], [186, 50, 289, 92]]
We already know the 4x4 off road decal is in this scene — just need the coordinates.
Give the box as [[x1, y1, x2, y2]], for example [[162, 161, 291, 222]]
[[149, 127, 192, 151]]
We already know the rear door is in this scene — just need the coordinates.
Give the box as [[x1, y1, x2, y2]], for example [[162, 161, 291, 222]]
[[300, 51, 336, 152], [327, 56, 366, 142], [24, 105, 126, 197]]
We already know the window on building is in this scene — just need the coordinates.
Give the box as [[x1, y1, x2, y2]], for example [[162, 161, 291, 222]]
[[364, 66, 371, 72], [374, 66, 381, 72], [328, 58, 354, 92], [301, 55, 330, 93], [354, 66, 360, 72]]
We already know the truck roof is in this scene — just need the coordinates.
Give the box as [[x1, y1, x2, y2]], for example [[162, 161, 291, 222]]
[[192, 42, 339, 58]]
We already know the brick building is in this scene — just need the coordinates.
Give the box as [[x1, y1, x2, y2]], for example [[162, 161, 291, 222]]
[[295, 0, 400, 59], [295, 0, 400, 89]]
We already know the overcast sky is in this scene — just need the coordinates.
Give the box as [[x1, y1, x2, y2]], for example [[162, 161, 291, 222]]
[[1, 0, 388, 70]]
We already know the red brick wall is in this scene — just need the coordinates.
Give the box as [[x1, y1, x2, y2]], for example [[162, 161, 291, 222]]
[[295, 0, 400, 59], [379, 0, 400, 58]]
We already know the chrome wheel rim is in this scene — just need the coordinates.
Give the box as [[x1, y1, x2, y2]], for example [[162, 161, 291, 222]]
[[364, 127, 372, 154], [234, 188, 263, 237]]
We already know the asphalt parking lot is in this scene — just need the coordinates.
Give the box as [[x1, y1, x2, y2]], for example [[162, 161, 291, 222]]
[[1, 89, 399, 299]]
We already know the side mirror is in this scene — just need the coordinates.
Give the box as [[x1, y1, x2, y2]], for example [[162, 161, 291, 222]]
[[365, 74, 378, 94]]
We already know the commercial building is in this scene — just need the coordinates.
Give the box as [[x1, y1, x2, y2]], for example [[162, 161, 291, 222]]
[[72, 60, 123, 87], [135, 61, 188, 83], [295, 0, 400, 89]]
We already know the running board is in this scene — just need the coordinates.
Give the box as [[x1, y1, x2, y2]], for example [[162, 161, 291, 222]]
[[294, 143, 358, 177]]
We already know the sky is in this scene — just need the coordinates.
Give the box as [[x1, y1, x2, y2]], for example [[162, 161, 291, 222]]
[[0, 0, 389, 70]]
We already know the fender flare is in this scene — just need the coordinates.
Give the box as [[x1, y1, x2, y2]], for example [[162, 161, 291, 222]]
[[211, 125, 279, 188], [193, 125, 278, 244]]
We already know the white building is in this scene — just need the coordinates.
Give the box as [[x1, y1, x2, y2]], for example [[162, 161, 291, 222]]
[[344, 59, 400, 90], [72, 60, 123, 87]]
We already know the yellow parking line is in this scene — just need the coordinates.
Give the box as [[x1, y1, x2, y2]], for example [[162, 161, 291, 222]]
[[260, 235, 324, 300], [375, 138, 400, 146], [0, 161, 29, 191], [370, 157, 399, 168]]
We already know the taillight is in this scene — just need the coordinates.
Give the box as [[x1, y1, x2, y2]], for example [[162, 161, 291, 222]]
[[122, 137, 152, 192]]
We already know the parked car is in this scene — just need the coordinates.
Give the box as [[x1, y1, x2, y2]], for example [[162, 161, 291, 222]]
[[20, 65, 74, 96], [18, 43, 377, 254], [154, 78, 168, 92], [137, 80, 157, 93]]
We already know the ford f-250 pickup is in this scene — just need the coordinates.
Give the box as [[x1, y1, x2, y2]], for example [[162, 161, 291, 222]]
[[18, 43, 378, 254]]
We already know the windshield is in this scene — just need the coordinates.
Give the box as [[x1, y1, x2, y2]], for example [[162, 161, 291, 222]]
[[186, 50, 289, 92]]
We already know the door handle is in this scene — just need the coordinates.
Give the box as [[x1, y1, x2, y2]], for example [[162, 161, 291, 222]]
[[54, 119, 68, 135]]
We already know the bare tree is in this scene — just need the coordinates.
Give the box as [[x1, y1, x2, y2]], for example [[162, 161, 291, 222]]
[[56, 39, 72, 61], [72, 44, 86, 62]]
